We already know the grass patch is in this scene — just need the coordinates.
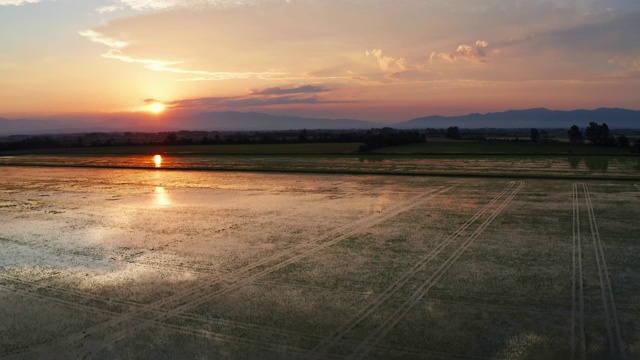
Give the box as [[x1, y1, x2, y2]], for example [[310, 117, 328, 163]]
[[372, 140, 635, 155]]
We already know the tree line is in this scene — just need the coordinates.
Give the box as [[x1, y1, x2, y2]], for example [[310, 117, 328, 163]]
[[2, 124, 639, 152], [0, 128, 424, 152], [567, 122, 635, 149]]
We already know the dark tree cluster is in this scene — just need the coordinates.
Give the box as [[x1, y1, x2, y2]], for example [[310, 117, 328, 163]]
[[359, 127, 424, 152], [0, 128, 425, 152], [530, 128, 541, 143], [568, 125, 583, 143], [0, 136, 61, 151], [445, 126, 462, 140], [568, 122, 631, 148], [585, 122, 612, 146]]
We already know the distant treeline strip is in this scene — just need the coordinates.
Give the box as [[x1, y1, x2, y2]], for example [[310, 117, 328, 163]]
[[2, 125, 639, 153], [0, 128, 423, 152]]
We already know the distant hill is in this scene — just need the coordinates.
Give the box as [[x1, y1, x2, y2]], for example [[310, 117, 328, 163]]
[[0, 117, 54, 135], [394, 108, 640, 129], [184, 111, 380, 131], [1, 108, 640, 136]]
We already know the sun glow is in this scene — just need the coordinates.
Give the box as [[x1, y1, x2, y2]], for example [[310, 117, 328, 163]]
[[154, 186, 171, 206], [154, 154, 162, 168], [150, 102, 165, 114]]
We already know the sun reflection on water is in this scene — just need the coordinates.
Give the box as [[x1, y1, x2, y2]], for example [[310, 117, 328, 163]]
[[154, 155, 162, 168], [154, 186, 171, 206]]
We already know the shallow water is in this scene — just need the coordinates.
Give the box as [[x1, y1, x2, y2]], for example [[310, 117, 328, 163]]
[[1, 154, 639, 178], [1, 167, 639, 359]]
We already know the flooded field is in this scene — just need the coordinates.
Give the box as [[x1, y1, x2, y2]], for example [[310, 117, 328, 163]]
[[1, 165, 639, 359], [1, 154, 639, 179]]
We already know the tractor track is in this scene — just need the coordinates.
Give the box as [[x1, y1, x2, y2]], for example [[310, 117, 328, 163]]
[[346, 181, 524, 359], [571, 183, 586, 360], [582, 183, 625, 359], [12, 186, 449, 359], [307, 182, 516, 359]]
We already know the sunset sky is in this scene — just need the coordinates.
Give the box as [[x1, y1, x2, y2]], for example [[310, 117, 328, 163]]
[[1, 0, 640, 122]]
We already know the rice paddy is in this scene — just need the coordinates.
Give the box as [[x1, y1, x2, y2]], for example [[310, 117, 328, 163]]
[[0, 157, 639, 359]]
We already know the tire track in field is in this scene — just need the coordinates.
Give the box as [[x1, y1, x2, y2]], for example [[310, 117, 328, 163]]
[[346, 181, 524, 360], [169, 314, 491, 360], [571, 184, 586, 360], [256, 279, 569, 316], [25, 186, 448, 359], [0, 277, 320, 359], [0, 236, 204, 277], [162, 320, 491, 360], [0, 283, 114, 318], [72, 186, 452, 359], [0, 187, 444, 355], [1, 271, 481, 360], [0, 273, 139, 310], [582, 183, 625, 359], [0, 189, 427, 277], [1, 266, 491, 360], [307, 181, 516, 359]]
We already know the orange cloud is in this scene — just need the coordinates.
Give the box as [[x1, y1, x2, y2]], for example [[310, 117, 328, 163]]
[[366, 49, 411, 72], [430, 40, 491, 63]]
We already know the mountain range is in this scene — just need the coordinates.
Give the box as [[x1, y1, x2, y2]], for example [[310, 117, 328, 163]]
[[1, 108, 639, 136]]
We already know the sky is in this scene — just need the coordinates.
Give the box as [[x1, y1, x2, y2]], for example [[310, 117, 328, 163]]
[[1, 0, 640, 122]]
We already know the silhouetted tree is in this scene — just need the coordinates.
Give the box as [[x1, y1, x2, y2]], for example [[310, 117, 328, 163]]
[[616, 135, 629, 148], [586, 122, 602, 144], [540, 130, 549, 141], [164, 133, 178, 144], [530, 128, 540, 143], [445, 126, 461, 140], [297, 129, 309, 142], [568, 125, 582, 143]]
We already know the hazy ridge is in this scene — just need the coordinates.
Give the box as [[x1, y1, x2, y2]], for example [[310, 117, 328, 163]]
[[1, 108, 639, 136]]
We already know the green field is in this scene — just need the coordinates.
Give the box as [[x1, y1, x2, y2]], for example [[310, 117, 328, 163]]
[[1, 151, 638, 181], [1, 166, 639, 359], [372, 141, 636, 155], [2, 140, 637, 157]]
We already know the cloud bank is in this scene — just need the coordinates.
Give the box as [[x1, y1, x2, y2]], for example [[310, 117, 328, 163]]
[[0, 0, 40, 5], [6, 0, 638, 119]]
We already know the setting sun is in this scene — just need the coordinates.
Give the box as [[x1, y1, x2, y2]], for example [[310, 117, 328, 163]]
[[150, 103, 165, 114], [153, 154, 162, 167]]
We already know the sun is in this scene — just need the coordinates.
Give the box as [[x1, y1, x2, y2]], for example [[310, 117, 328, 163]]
[[153, 154, 162, 168], [150, 102, 165, 114]]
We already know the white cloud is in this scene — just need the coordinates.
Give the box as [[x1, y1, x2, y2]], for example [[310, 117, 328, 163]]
[[79, 30, 129, 49], [79, 28, 280, 80], [101, 48, 285, 81], [97, 0, 293, 13], [0, 0, 40, 5], [430, 40, 491, 63]]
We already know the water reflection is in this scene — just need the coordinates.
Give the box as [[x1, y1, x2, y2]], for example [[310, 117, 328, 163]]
[[358, 156, 385, 163], [566, 157, 610, 172], [154, 186, 171, 206], [154, 155, 162, 168], [584, 157, 609, 172], [568, 157, 581, 169]]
